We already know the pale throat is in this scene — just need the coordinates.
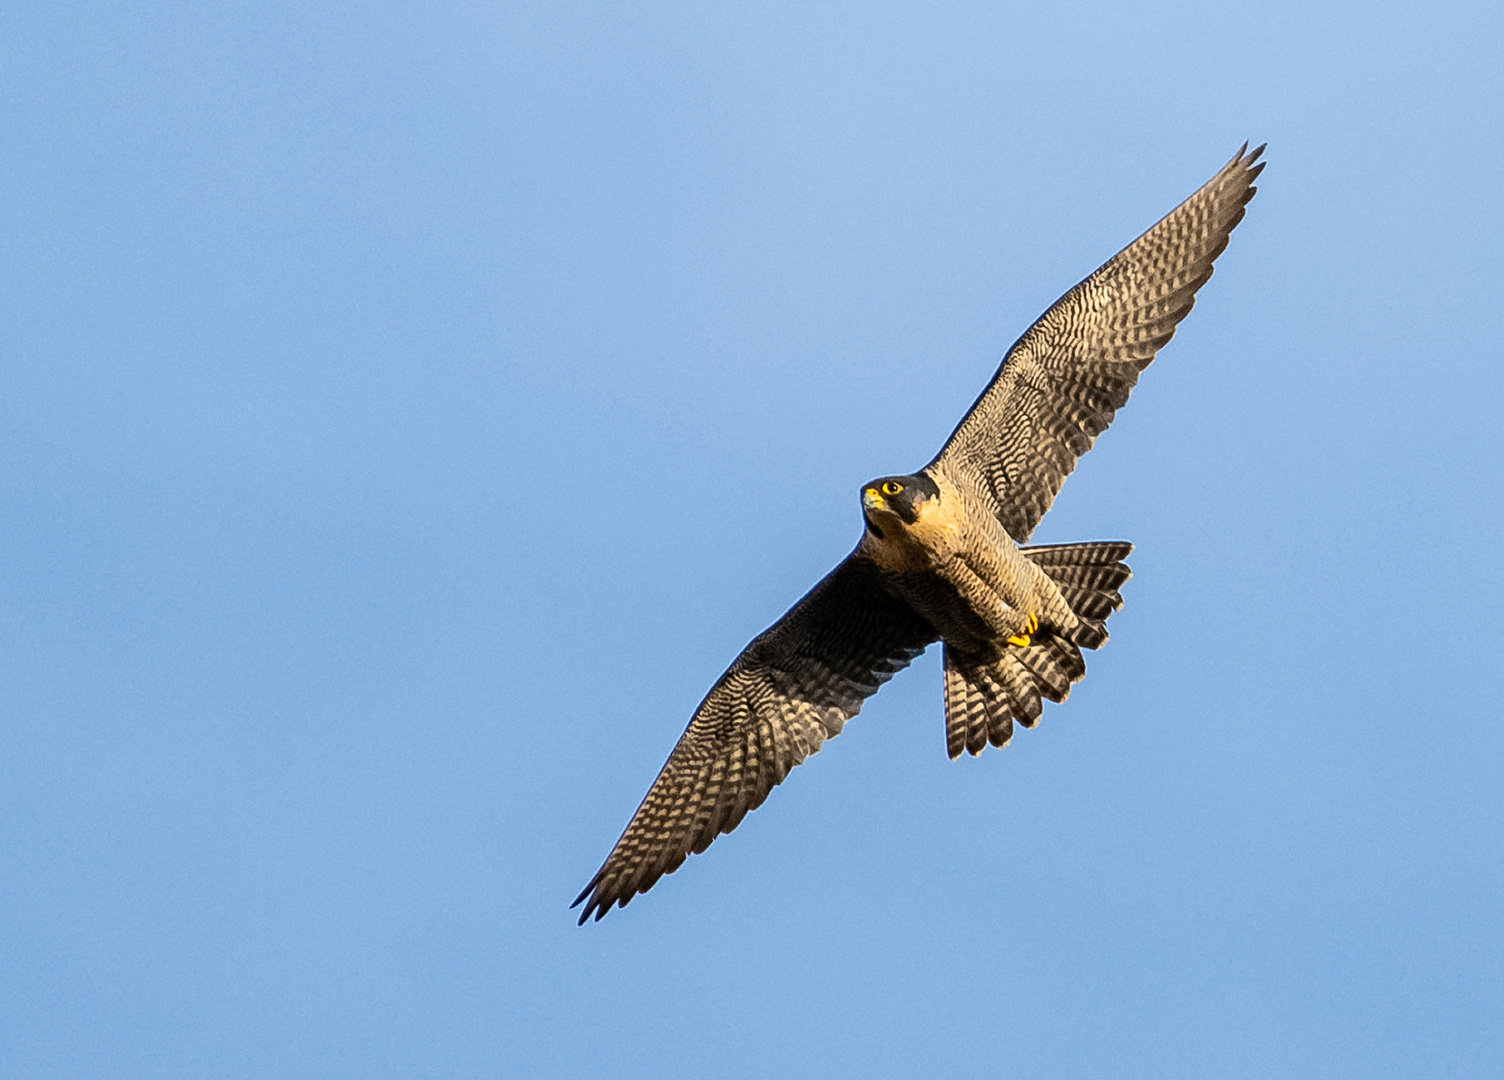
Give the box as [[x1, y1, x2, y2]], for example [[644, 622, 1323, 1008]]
[[859, 494, 963, 573]]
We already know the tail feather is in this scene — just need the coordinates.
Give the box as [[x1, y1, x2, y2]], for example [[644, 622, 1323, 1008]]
[[1071, 618, 1110, 650], [1017, 640, 1074, 703], [1023, 541, 1132, 650], [942, 541, 1132, 759], [1055, 583, 1120, 621], [944, 645, 1029, 758], [942, 661, 991, 758], [990, 651, 1042, 729], [1021, 541, 1132, 568], [1040, 634, 1085, 684]]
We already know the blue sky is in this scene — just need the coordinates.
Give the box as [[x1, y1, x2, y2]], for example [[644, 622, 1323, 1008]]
[[3, 2, 1502, 1077]]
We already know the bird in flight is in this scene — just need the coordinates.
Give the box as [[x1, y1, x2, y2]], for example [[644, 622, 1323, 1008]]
[[574, 144, 1265, 923]]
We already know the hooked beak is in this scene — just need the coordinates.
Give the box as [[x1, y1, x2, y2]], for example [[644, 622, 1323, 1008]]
[[862, 487, 888, 512]]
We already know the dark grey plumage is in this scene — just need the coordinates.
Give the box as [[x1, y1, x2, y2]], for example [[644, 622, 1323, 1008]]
[[573, 558, 934, 922], [573, 145, 1263, 923], [935, 145, 1266, 543]]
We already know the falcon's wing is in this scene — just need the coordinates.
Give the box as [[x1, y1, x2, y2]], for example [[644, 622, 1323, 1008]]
[[933, 144, 1264, 542], [573, 554, 934, 923]]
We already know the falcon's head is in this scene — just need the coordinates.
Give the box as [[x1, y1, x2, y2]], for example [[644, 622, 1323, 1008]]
[[861, 473, 940, 537]]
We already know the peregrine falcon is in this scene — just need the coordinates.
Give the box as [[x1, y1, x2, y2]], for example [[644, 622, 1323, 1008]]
[[574, 144, 1264, 923]]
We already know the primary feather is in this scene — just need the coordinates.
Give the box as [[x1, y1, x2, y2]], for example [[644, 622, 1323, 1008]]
[[935, 144, 1264, 542]]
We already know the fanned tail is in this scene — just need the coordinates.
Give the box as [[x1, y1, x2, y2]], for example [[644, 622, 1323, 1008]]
[[942, 541, 1131, 759]]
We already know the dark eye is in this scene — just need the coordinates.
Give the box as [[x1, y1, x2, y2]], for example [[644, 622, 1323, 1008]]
[[882, 481, 903, 496]]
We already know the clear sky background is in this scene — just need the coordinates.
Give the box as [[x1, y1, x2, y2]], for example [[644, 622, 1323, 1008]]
[[3, 2, 1502, 1077]]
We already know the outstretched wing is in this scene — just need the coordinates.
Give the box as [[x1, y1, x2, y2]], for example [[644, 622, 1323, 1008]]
[[933, 144, 1265, 542], [573, 554, 934, 923]]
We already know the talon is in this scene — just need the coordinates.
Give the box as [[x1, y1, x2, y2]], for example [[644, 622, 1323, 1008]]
[[1007, 613, 1039, 649]]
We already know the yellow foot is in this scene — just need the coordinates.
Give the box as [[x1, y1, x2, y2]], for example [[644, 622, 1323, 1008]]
[[1007, 612, 1040, 648]]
